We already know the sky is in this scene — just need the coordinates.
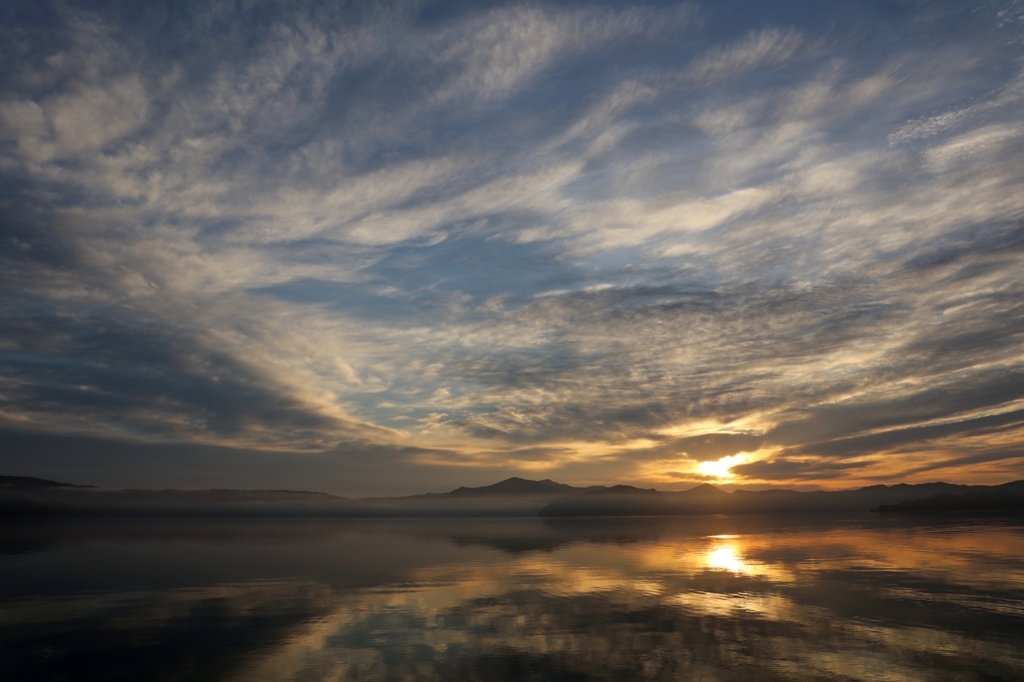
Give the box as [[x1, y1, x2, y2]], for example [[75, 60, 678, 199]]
[[1, 0, 1023, 495]]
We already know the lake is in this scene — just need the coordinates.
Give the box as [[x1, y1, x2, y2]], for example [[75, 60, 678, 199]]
[[2, 514, 1023, 681]]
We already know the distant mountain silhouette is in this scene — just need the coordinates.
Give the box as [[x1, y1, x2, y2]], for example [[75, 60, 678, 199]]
[[538, 480, 1024, 517], [598, 485, 659, 494], [540, 485, 669, 517], [0, 475, 93, 490], [873, 488, 1024, 513], [408, 477, 591, 499], [3, 475, 1024, 518], [0, 476, 589, 518], [0, 485, 350, 518], [684, 483, 729, 496]]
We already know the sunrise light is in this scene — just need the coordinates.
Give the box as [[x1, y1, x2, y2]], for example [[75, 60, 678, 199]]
[[696, 454, 748, 480]]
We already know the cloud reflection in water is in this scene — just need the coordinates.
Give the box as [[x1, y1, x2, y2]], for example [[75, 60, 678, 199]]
[[1, 516, 1023, 681]]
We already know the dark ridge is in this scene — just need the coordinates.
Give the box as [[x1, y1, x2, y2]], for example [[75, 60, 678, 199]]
[[540, 486, 670, 517], [184, 489, 342, 497], [0, 476, 93, 490], [412, 477, 587, 499], [682, 483, 728, 495], [582, 484, 660, 496], [4, 476, 1024, 518], [873, 490, 1024, 513]]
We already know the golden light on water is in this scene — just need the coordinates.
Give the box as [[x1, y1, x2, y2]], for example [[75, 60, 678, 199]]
[[215, 522, 1024, 682], [706, 545, 746, 573]]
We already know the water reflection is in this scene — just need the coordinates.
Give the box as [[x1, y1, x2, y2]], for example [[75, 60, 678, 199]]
[[2, 515, 1023, 681], [706, 545, 745, 572]]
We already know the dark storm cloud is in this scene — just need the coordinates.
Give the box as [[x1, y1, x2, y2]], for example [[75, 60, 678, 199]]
[[2, 0, 1024, 491]]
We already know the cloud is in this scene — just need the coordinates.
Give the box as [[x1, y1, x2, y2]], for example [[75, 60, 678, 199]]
[[783, 409, 1024, 460], [0, 12, 151, 162], [0, 428, 486, 495], [731, 456, 873, 480], [682, 28, 804, 85], [2, 0, 1024, 491], [426, 5, 670, 105], [924, 124, 1023, 173], [888, 66, 1024, 146]]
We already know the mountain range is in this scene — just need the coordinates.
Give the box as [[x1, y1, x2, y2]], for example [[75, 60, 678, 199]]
[[3, 475, 1023, 518]]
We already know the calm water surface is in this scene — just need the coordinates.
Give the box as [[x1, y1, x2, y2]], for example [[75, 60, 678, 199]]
[[2, 514, 1024, 681]]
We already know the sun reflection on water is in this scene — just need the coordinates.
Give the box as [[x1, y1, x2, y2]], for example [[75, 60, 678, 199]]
[[9, 519, 1024, 682], [706, 545, 746, 573]]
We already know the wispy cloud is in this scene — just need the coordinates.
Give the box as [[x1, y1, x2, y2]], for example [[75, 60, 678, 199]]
[[2, 0, 1023, 492], [681, 28, 805, 85]]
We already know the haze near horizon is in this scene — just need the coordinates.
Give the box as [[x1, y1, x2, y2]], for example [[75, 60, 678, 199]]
[[2, 0, 1024, 496]]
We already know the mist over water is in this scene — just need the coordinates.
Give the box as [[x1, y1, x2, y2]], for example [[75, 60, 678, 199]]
[[3, 515, 1024, 681]]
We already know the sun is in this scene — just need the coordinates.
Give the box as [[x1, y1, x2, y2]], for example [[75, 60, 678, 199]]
[[696, 454, 747, 479]]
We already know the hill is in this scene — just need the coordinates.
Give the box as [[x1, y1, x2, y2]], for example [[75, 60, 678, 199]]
[[404, 477, 592, 499], [873, 487, 1024, 513], [539, 485, 670, 517], [0, 475, 93, 490]]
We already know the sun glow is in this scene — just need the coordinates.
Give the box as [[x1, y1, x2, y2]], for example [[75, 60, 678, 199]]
[[706, 546, 746, 573], [696, 453, 747, 479]]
